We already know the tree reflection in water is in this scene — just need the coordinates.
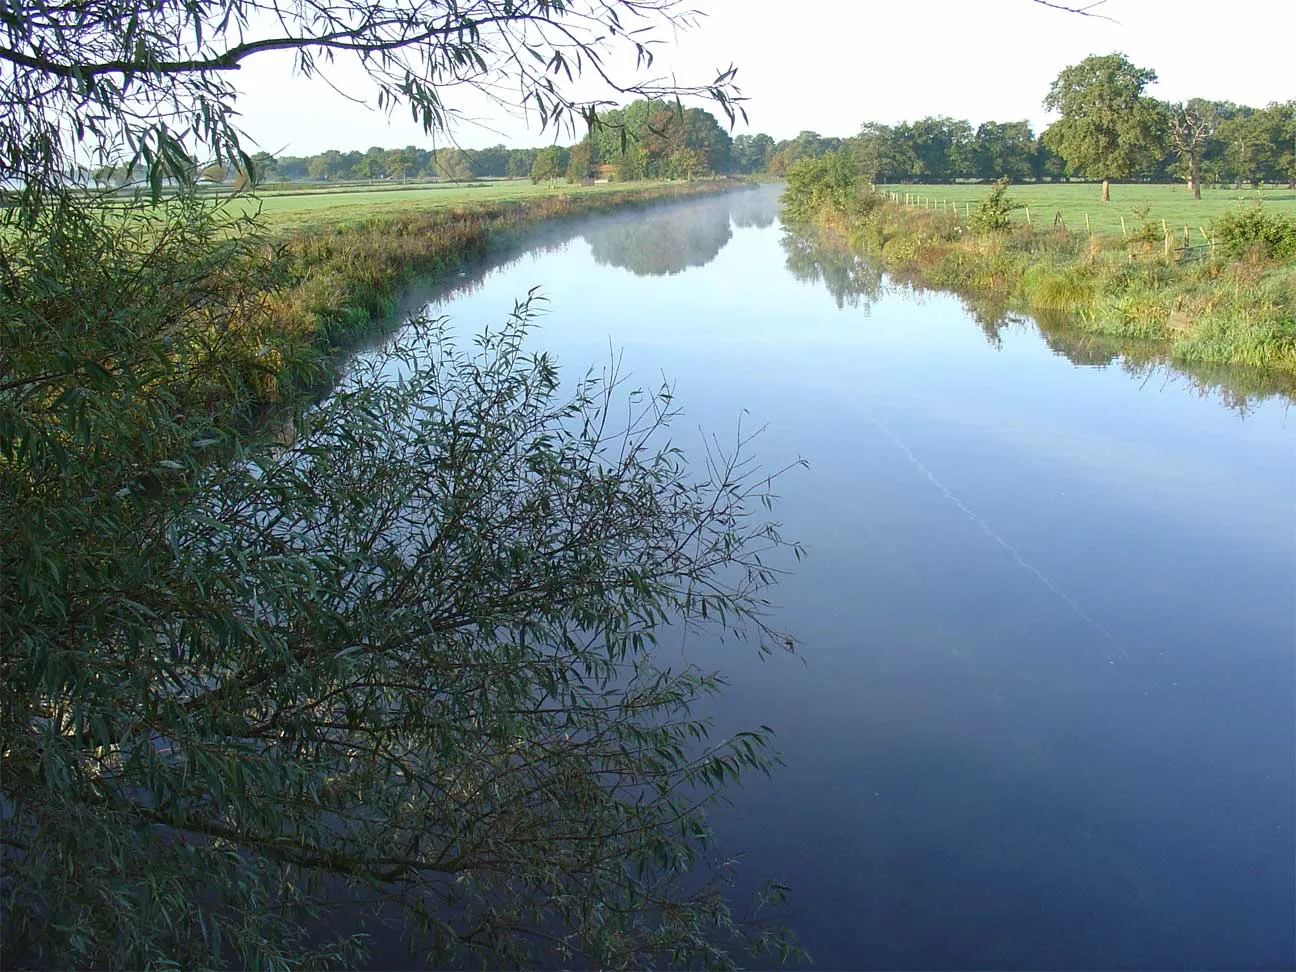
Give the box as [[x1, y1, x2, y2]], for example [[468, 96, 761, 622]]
[[780, 227, 883, 311], [583, 186, 781, 276], [779, 223, 1295, 415]]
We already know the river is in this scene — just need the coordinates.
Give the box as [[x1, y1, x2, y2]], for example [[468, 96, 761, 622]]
[[370, 184, 1295, 970]]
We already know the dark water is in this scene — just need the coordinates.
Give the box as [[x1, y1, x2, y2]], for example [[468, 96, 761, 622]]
[[391, 185, 1295, 970]]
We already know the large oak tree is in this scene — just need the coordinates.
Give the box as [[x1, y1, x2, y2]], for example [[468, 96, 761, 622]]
[[1042, 52, 1166, 201]]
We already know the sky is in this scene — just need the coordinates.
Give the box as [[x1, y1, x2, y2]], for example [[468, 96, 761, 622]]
[[232, 0, 1296, 156]]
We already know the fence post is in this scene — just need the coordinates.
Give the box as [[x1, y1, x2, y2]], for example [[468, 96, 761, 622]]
[[1120, 215, 1127, 237], [1085, 212, 1091, 234], [1025, 206, 1031, 225], [965, 202, 970, 220]]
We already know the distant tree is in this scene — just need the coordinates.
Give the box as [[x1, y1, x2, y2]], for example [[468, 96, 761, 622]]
[[531, 145, 563, 184], [274, 156, 309, 180], [883, 122, 923, 181], [679, 107, 732, 174], [906, 116, 975, 181], [505, 149, 538, 179], [386, 147, 418, 183], [435, 148, 474, 181], [614, 143, 648, 181], [1032, 139, 1068, 182], [732, 133, 774, 174], [91, 164, 122, 188], [352, 147, 387, 182], [973, 121, 1037, 182], [849, 123, 895, 184], [1218, 102, 1296, 188], [248, 151, 278, 183], [590, 101, 730, 180], [565, 139, 593, 182], [667, 146, 707, 180], [1042, 52, 1166, 201], [198, 163, 227, 183], [306, 149, 346, 181], [1272, 102, 1296, 188], [778, 131, 839, 165], [1164, 99, 1221, 199], [471, 144, 511, 178]]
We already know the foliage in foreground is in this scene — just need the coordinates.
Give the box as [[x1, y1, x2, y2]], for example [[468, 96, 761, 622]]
[[0, 200, 802, 969]]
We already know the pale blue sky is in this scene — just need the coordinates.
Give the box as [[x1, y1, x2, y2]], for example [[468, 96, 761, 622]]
[[233, 0, 1295, 155]]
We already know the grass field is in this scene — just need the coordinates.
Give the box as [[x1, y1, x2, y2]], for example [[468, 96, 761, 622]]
[[875, 182, 1296, 237], [216, 178, 691, 231]]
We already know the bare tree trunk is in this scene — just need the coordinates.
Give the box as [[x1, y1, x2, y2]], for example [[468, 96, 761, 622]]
[[1190, 152, 1201, 200], [1101, 178, 1110, 202]]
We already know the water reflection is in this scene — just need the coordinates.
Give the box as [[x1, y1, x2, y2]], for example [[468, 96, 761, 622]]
[[728, 188, 779, 229], [780, 222, 1296, 412], [579, 186, 782, 276], [584, 196, 733, 276], [365, 187, 1294, 970], [1039, 319, 1296, 414], [781, 228, 883, 310]]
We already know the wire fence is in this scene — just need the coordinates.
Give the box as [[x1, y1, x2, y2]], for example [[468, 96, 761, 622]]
[[881, 190, 1219, 263]]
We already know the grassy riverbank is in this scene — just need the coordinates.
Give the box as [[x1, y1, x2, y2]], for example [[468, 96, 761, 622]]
[[241, 177, 698, 231], [789, 167, 1296, 376]]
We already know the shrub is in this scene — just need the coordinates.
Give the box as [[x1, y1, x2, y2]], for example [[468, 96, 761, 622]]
[[1214, 205, 1296, 261], [969, 177, 1020, 233], [782, 151, 873, 222]]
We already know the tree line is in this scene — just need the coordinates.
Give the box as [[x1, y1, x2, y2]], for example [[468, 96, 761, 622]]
[[760, 55, 1294, 198], [89, 99, 748, 187], [88, 54, 1293, 198]]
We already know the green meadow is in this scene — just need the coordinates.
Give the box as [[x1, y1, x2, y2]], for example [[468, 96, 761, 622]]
[[876, 182, 1296, 238]]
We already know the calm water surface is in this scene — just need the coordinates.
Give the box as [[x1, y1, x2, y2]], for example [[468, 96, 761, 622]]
[[387, 186, 1295, 970]]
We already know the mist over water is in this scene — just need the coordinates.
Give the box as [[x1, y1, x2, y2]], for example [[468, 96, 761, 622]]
[[367, 184, 1294, 969]]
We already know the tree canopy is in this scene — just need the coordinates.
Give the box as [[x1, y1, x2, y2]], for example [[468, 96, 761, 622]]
[[1042, 52, 1166, 200]]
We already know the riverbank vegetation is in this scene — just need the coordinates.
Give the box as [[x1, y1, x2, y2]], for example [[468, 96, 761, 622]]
[[784, 157, 1296, 377], [779, 48, 1295, 379], [0, 0, 803, 968]]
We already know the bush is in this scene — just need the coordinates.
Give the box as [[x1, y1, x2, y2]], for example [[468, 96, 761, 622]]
[[1214, 205, 1296, 261], [969, 177, 1020, 233], [782, 151, 873, 222]]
